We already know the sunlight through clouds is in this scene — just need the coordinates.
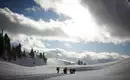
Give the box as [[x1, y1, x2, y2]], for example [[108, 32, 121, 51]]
[[0, 0, 130, 66], [0, 7, 128, 43], [34, 0, 115, 43]]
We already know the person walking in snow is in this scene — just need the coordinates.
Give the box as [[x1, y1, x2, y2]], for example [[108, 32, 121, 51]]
[[56, 67, 60, 73], [69, 68, 73, 74], [63, 67, 67, 74], [72, 68, 76, 74]]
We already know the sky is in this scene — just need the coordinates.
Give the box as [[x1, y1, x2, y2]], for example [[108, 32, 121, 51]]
[[0, 0, 130, 62]]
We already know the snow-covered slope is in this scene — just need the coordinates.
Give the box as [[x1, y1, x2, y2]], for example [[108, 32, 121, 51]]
[[0, 58, 130, 80], [10, 57, 46, 67], [49, 58, 130, 80], [4, 57, 76, 67], [47, 58, 75, 65]]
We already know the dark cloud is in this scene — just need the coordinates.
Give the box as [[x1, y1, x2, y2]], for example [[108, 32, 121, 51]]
[[81, 0, 130, 38], [0, 8, 68, 37]]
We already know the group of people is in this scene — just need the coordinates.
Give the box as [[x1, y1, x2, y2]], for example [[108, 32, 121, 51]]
[[56, 67, 76, 74]]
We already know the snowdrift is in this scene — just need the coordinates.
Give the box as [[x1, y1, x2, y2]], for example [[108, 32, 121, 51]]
[[0, 58, 130, 80], [49, 58, 130, 80], [3, 57, 75, 67]]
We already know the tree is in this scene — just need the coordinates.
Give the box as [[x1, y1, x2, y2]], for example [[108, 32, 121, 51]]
[[4, 33, 11, 52], [16, 43, 22, 58], [42, 52, 47, 64], [4, 33, 11, 60], [11, 46, 17, 61], [80, 60, 83, 65], [39, 53, 42, 59], [29, 48, 35, 59], [0, 29, 4, 57], [77, 60, 83, 65], [0, 33, 4, 57], [83, 62, 86, 65], [77, 60, 81, 65], [22, 50, 26, 57]]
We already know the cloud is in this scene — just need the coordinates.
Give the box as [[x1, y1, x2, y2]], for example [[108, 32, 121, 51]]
[[0, 7, 67, 37], [1, 7, 130, 43], [44, 48, 129, 64], [11, 34, 129, 64], [34, 0, 59, 10], [64, 43, 72, 48], [34, 0, 130, 43], [11, 34, 79, 52], [25, 6, 42, 12], [11, 34, 129, 61], [11, 34, 46, 51], [81, 0, 130, 39], [34, 0, 82, 18], [46, 43, 51, 47]]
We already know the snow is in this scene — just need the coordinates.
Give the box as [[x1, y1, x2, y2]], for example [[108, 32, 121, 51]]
[[4, 56, 75, 67], [49, 58, 130, 80], [10, 57, 46, 67], [0, 58, 130, 80], [47, 58, 75, 65]]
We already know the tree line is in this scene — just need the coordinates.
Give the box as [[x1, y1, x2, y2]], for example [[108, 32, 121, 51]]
[[0, 29, 47, 64], [77, 60, 86, 65]]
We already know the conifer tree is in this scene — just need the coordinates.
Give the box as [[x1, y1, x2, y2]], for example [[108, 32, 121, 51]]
[[77, 60, 81, 65], [39, 53, 42, 59], [11, 46, 17, 61], [42, 52, 47, 64], [80, 60, 83, 65], [0, 29, 4, 57], [4, 33, 11, 60], [0, 33, 4, 57], [84, 62, 86, 65], [77, 60, 84, 65], [16, 43, 22, 58], [23, 50, 26, 57], [4, 33, 11, 53], [30, 48, 34, 59]]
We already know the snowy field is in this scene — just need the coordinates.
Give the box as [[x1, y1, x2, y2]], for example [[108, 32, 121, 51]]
[[0, 58, 130, 80]]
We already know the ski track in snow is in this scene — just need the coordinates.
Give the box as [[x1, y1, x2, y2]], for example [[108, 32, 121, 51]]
[[0, 58, 130, 80]]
